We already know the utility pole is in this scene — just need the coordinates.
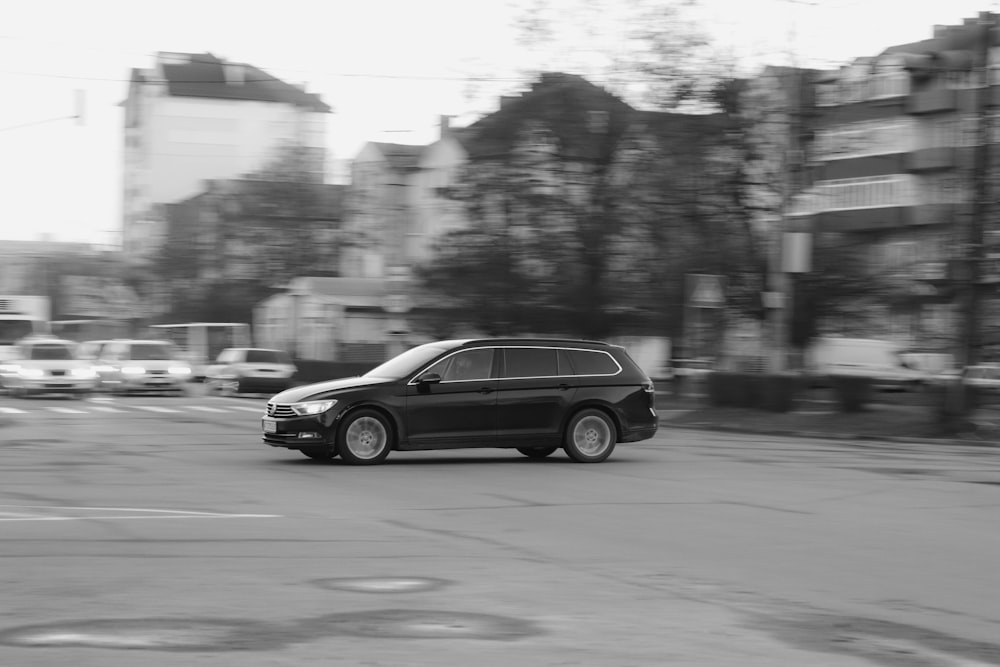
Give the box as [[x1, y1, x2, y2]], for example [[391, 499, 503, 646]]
[[768, 8, 807, 374], [960, 13, 994, 377]]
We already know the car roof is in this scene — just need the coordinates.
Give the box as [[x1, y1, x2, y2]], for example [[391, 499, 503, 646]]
[[19, 336, 76, 347], [456, 338, 610, 349]]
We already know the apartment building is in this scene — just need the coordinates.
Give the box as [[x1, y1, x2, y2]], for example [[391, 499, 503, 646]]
[[794, 16, 1000, 350], [121, 52, 331, 261]]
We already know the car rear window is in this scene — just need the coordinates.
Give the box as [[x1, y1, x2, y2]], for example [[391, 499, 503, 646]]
[[564, 349, 620, 376], [503, 348, 559, 378], [29, 344, 74, 360], [245, 349, 291, 364]]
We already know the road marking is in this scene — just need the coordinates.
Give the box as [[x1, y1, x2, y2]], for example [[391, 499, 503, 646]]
[[0, 505, 281, 521], [89, 406, 122, 413], [226, 405, 267, 413], [0, 407, 27, 414], [186, 405, 226, 413], [46, 407, 86, 414], [132, 405, 179, 413]]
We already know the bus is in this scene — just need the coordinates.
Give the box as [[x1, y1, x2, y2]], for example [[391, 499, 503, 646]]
[[148, 322, 252, 381], [50, 319, 131, 342], [0, 295, 51, 362]]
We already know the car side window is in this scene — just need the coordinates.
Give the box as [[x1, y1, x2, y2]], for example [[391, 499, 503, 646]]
[[566, 349, 620, 376], [217, 350, 238, 363], [425, 349, 495, 382], [503, 348, 558, 378]]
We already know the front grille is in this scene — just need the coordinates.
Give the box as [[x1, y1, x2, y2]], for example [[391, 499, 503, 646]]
[[266, 402, 296, 418], [149, 370, 167, 375], [50, 370, 66, 377]]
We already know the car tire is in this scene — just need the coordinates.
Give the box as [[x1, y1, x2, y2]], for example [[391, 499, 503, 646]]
[[299, 445, 337, 461], [337, 409, 393, 466], [517, 445, 559, 459], [563, 408, 617, 463]]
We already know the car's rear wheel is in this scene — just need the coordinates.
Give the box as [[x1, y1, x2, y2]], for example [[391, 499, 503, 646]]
[[517, 445, 559, 459], [563, 409, 616, 463], [337, 409, 392, 465], [299, 445, 337, 461]]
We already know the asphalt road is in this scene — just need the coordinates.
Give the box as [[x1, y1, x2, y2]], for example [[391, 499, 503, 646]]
[[1, 389, 999, 666]]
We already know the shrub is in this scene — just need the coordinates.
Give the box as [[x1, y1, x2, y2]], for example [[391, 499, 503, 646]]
[[829, 376, 873, 412], [293, 360, 375, 385], [761, 374, 798, 413], [707, 372, 800, 412]]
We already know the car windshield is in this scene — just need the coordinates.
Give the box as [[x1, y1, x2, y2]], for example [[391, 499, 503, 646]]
[[245, 349, 292, 364], [363, 344, 454, 380], [127, 343, 175, 360], [29, 344, 74, 360], [0, 320, 36, 345]]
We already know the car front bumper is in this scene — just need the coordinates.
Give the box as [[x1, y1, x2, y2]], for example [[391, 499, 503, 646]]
[[261, 413, 336, 448], [106, 374, 188, 390], [17, 377, 97, 392]]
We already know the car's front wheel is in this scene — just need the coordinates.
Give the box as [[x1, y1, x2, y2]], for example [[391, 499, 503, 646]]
[[337, 409, 393, 465], [563, 408, 616, 463], [517, 445, 559, 459]]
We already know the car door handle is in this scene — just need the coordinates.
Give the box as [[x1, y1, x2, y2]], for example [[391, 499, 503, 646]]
[[478, 387, 495, 394], [559, 384, 571, 391]]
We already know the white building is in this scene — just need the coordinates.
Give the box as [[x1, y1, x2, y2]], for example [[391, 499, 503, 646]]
[[121, 52, 331, 261]]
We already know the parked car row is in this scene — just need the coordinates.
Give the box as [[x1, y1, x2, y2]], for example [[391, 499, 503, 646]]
[[0, 335, 297, 398]]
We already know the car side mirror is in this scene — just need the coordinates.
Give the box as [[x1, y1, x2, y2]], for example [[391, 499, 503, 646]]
[[418, 372, 442, 384]]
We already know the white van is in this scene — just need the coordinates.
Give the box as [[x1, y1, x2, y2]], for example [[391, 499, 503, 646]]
[[805, 337, 923, 388]]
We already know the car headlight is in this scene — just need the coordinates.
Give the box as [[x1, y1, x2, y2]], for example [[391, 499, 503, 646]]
[[168, 366, 192, 375], [72, 367, 97, 379], [19, 368, 44, 378], [290, 399, 337, 416], [121, 366, 145, 375], [0, 363, 19, 374]]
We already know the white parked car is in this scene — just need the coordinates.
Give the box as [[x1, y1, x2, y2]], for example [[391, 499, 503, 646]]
[[206, 347, 297, 396], [962, 364, 1000, 392], [0, 336, 98, 398], [95, 339, 192, 395]]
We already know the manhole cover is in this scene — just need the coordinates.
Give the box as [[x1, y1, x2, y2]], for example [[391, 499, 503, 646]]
[[0, 618, 273, 651], [315, 577, 449, 593], [315, 609, 542, 640]]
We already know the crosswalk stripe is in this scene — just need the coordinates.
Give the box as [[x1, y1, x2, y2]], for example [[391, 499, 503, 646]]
[[47, 407, 86, 414], [186, 406, 226, 413], [133, 406, 179, 413], [90, 406, 122, 413], [0, 407, 27, 414]]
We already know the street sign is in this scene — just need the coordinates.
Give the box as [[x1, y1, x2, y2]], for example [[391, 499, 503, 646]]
[[687, 274, 726, 308]]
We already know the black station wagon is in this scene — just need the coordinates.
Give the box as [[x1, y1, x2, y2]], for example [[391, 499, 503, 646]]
[[261, 338, 658, 465]]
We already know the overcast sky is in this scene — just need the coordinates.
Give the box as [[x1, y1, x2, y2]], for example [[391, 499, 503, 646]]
[[0, 0, 995, 246]]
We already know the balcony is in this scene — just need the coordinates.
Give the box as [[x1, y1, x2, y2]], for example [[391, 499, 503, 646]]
[[907, 88, 958, 114], [805, 174, 968, 231], [905, 147, 956, 172]]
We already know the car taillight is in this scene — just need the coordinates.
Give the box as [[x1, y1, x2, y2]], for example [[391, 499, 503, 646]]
[[642, 380, 655, 394]]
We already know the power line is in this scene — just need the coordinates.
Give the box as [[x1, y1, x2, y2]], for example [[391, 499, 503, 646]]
[[0, 68, 530, 85], [0, 114, 76, 133]]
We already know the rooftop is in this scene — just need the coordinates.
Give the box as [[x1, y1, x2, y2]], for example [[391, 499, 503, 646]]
[[146, 52, 331, 113]]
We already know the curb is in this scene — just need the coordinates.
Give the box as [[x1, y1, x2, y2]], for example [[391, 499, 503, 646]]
[[660, 420, 1000, 448]]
